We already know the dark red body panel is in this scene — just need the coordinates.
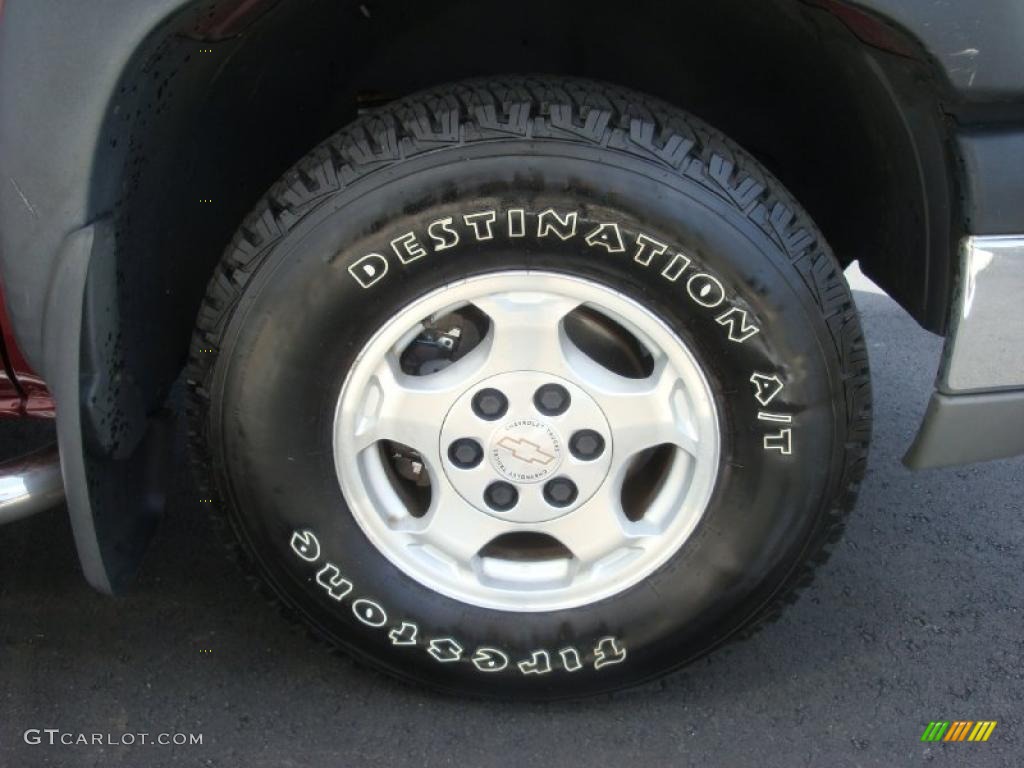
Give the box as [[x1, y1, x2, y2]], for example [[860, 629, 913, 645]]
[[0, 286, 54, 418]]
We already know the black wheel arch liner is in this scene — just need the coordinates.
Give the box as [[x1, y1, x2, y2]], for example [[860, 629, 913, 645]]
[[1, 0, 1023, 591]]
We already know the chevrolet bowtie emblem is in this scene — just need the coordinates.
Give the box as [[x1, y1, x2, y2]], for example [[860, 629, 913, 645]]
[[496, 436, 556, 465]]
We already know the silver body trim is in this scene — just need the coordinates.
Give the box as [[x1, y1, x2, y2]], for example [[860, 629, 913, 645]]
[[0, 444, 65, 524], [905, 390, 1024, 469], [942, 236, 1024, 392], [905, 235, 1024, 468]]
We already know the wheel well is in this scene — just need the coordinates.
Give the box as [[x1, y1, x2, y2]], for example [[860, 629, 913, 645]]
[[90, 0, 959, 421]]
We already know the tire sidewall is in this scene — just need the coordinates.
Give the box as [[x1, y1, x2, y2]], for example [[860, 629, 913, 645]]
[[209, 140, 844, 696]]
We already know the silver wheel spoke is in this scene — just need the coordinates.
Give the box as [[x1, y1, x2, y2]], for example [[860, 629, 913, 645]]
[[541, 487, 633, 563], [472, 292, 580, 377], [351, 352, 482, 459], [575, 356, 700, 478], [413, 482, 515, 565]]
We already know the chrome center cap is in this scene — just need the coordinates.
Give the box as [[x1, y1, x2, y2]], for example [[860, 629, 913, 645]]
[[489, 418, 564, 483]]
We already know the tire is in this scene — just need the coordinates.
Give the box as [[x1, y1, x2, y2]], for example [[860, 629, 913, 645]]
[[187, 75, 871, 699]]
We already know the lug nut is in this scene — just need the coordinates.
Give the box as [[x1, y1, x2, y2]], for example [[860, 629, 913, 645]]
[[543, 477, 578, 507], [484, 481, 519, 512], [569, 429, 605, 461], [534, 383, 571, 416], [472, 388, 508, 420], [448, 438, 483, 469]]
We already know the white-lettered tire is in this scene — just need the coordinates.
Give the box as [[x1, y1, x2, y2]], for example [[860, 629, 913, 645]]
[[187, 76, 871, 699]]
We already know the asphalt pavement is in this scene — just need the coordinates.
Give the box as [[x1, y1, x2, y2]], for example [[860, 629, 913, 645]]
[[1, 280, 1021, 767]]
